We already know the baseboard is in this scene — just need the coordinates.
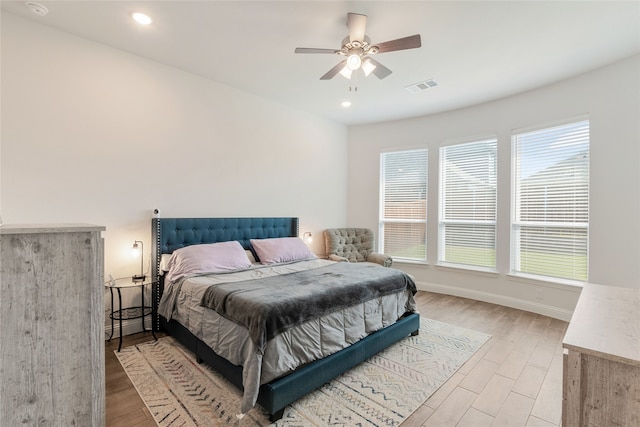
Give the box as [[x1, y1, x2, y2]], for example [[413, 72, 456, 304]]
[[416, 282, 574, 321]]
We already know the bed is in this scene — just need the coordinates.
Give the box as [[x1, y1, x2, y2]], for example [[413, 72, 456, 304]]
[[151, 217, 420, 421]]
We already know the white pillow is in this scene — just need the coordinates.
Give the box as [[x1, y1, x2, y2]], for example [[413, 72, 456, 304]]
[[165, 241, 252, 282], [159, 254, 172, 274], [250, 237, 316, 264]]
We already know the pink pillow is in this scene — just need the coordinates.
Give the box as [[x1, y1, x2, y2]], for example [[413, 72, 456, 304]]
[[251, 237, 316, 264], [165, 241, 252, 282]]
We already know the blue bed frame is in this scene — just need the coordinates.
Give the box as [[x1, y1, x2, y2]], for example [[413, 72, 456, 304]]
[[151, 216, 420, 421]]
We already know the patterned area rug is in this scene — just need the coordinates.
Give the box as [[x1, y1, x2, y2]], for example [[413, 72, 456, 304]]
[[116, 318, 490, 426]]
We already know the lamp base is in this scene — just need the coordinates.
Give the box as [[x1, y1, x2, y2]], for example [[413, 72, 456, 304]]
[[132, 274, 146, 283]]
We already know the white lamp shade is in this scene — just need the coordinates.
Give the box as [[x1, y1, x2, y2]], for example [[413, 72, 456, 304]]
[[362, 58, 377, 76], [346, 54, 362, 70], [339, 66, 353, 79]]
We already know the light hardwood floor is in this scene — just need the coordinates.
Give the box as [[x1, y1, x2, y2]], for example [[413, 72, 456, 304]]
[[106, 330, 161, 427], [106, 291, 567, 426]]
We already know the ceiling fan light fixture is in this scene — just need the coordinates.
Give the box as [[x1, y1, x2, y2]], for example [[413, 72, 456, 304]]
[[294, 12, 421, 81], [362, 58, 376, 76], [339, 66, 353, 79], [346, 54, 362, 70]]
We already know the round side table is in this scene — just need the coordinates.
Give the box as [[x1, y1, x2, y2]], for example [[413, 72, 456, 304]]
[[105, 278, 157, 352]]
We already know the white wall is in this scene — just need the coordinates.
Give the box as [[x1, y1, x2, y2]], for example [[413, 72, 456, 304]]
[[348, 55, 640, 320], [1, 13, 348, 334]]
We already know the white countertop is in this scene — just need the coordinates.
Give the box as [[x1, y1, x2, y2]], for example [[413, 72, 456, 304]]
[[0, 223, 105, 234], [563, 282, 640, 366]]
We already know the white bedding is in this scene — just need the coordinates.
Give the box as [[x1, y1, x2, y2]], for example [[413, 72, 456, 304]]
[[158, 259, 417, 413]]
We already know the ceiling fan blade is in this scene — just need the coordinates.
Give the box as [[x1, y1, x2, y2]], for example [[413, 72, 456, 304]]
[[320, 60, 347, 80], [295, 47, 339, 54], [347, 13, 367, 43], [367, 58, 392, 79], [374, 34, 421, 54]]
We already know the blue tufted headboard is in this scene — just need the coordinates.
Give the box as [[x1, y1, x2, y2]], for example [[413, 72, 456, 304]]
[[152, 216, 299, 279], [151, 217, 299, 330]]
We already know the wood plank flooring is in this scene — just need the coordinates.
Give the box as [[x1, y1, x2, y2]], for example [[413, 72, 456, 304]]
[[105, 291, 567, 426], [106, 330, 164, 427]]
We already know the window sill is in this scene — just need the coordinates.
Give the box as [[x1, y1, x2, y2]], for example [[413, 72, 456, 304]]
[[435, 263, 499, 278], [507, 273, 584, 291], [393, 259, 429, 267]]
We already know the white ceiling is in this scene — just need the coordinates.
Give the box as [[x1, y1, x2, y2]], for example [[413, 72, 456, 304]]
[[2, 1, 639, 125]]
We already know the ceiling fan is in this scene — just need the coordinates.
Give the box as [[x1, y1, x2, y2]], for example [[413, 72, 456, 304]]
[[295, 12, 421, 80]]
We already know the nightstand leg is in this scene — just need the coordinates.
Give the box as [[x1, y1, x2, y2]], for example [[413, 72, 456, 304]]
[[141, 283, 157, 341], [117, 288, 123, 352], [141, 284, 145, 331], [107, 287, 114, 341]]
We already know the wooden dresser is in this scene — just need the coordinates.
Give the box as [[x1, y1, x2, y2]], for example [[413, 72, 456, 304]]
[[0, 224, 106, 426], [562, 282, 640, 427]]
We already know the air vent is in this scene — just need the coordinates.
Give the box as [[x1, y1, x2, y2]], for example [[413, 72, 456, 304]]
[[405, 79, 438, 93]]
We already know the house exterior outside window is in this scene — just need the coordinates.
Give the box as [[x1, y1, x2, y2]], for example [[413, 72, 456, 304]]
[[379, 149, 428, 262], [511, 119, 590, 283], [439, 139, 497, 270]]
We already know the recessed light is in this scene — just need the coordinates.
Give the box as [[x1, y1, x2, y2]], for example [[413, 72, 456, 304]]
[[26, 2, 48, 17], [132, 12, 152, 25], [341, 101, 352, 108]]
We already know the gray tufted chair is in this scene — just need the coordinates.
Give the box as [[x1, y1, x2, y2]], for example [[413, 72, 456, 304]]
[[323, 228, 393, 267]]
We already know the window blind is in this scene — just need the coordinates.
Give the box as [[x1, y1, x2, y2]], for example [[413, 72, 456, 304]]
[[439, 139, 497, 269], [511, 120, 589, 282], [379, 149, 428, 262]]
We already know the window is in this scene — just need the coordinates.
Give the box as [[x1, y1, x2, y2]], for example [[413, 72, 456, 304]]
[[379, 149, 428, 262], [439, 139, 497, 269], [511, 119, 589, 282]]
